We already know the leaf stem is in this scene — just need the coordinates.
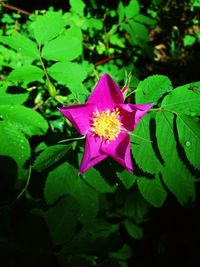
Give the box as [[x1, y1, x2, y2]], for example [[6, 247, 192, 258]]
[[150, 107, 178, 115], [128, 132, 153, 143], [58, 136, 86, 143], [38, 45, 56, 97], [16, 166, 32, 201]]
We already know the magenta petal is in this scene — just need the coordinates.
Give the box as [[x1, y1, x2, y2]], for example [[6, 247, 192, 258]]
[[58, 104, 95, 135], [101, 132, 133, 172], [118, 103, 153, 131], [79, 134, 107, 175], [87, 73, 124, 110]]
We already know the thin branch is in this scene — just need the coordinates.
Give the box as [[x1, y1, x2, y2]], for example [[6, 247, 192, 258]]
[[0, 1, 31, 16], [94, 55, 117, 68], [32, 100, 44, 110]]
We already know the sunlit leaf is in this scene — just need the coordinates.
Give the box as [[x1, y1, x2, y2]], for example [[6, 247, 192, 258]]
[[70, 0, 85, 16], [136, 75, 173, 104], [8, 65, 44, 84], [47, 61, 87, 93], [184, 34, 196, 46], [0, 105, 48, 137], [131, 114, 162, 174], [0, 121, 31, 180], [0, 34, 38, 59], [32, 11, 65, 44], [156, 111, 195, 204], [117, 2, 125, 23], [0, 83, 28, 105], [125, 0, 140, 19], [42, 29, 82, 61], [176, 115, 200, 170], [122, 21, 148, 46], [162, 81, 200, 116]]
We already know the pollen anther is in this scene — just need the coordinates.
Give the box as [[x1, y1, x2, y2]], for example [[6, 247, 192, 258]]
[[91, 108, 122, 142]]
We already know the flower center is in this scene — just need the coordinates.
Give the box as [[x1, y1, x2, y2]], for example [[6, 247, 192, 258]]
[[91, 108, 122, 142]]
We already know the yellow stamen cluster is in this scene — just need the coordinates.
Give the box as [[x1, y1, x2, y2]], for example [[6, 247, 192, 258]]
[[91, 108, 122, 142]]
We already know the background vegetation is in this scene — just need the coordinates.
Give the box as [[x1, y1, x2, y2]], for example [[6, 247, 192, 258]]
[[0, 0, 200, 266]]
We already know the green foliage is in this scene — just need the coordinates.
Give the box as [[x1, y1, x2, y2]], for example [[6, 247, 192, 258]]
[[41, 33, 82, 61], [8, 65, 44, 83], [131, 113, 162, 174], [32, 11, 65, 44], [156, 112, 196, 205], [162, 82, 200, 116], [0, 33, 38, 59], [176, 115, 200, 170], [0, 121, 31, 180], [33, 144, 72, 171], [0, 82, 29, 104], [44, 196, 79, 245], [0, 1, 199, 266], [0, 105, 48, 137], [136, 75, 173, 104], [125, 0, 140, 19], [47, 61, 87, 92], [184, 34, 196, 46], [44, 162, 99, 224], [83, 168, 117, 193], [70, 0, 86, 16], [137, 176, 167, 208], [123, 219, 143, 239], [117, 169, 137, 189]]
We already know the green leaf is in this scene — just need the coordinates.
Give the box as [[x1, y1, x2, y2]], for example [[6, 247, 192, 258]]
[[0, 121, 31, 180], [184, 34, 196, 46], [111, 244, 132, 261], [134, 14, 156, 26], [176, 115, 200, 170], [131, 114, 162, 174], [33, 144, 72, 172], [117, 170, 137, 190], [44, 162, 99, 224], [82, 168, 116, 193], [156, 111, 195, 204], [42, 33, 82, 61], [32, 11, 65, 44], [83, 18, 103, 30], [70, 0, 85, 16], [0, 83, 28, 105], [127, 21, 148, 44], [123, 219, 143, 239], [117, 2, 125, 23], [161, 81, 200, 116], [0, 105, 48, 137], [137, 176, 167, 207], [125, 0, 140, 19], [136, 75, 173, 104], [47, 61, 87, 93], [123, 193, 149, 224], [0, 34, 38, 59], [88, 218, 118, 237], [8, 65, 44, 84], [45, 196, 79, 245]]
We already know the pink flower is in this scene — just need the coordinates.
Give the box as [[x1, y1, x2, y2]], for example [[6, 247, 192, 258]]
[[58, 73, 152, 175]]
